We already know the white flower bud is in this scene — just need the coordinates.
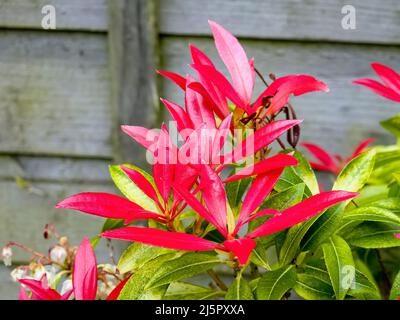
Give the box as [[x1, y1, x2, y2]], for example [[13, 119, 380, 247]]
[[50, 245, 67, 265], [2, 247, 12, 266], [60, 279, 73, 295], [10, 268, 27, 282]]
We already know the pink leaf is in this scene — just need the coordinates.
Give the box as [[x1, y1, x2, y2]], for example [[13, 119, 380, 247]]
[[191, 64, 247, 112], [160, 98, 193, 132], [185, 76, 216, 129], [209, 20, 254, 105], [19, 287, 30, 300], [223, 237, 256, 265], [190, 44, 215, 66], [248, 191, 358, 238], [55, 192, 163, 224], [223, 154, 298, 183], [121, 125, 159, 153], [222, 120, 302, 164], [102, 227, 221, 251], [157, 70, 186, 91], [353, 78, 400, 102], [73, 237, 98, 300], [371, 62, 400, 95], [199, 166, 227, 233]]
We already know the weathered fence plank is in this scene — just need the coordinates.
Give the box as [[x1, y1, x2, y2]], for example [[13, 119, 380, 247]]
[[160, 37, 400, 155], [0, 0, 108, 31], [0, 30, 112, 158], [159, 0, 400, 44], [0, 180, 115, 262], [108, 0, 160, 163]]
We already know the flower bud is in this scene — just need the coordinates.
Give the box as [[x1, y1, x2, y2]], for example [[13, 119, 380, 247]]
[[50, 245, 67, 265], [59, 236, 68, 246], [2, 247, 12, 266]]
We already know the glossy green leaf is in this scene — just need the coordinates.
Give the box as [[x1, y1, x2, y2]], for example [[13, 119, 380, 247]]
[[101, 218, 124, 232], [249, 245, 271, 270], [146, 253, 221, 289], [225, 272, 254, 300], [389, 269, 400, 300], [322, 235, 354, 300], [294, 273, 334, 300], [226, 177, 252, 209], [380, 114, 400, 138], [118, 243, 174, 274], [275, 167, 312, 197], [346, 222, 400, 249], [301, 151, 376, 251], [256, 265, 296, 300], [109, 164, 159, 212], [164, 282, 224, 300], [348, 269, 381, 300], [343, 206, 400, 225], [118, 253, 177, 300]]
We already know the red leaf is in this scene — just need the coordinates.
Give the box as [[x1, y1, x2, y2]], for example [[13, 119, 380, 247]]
[[157, 70, 186, 90], [371, 62, 400, 95], [191, 64, 247, 112], [209, 20, 254, 105], [160, 98, 193, 132], [353, 78, 400, 102], [199, 166, 227, 233], [223, 154, 298, 183], [56, 192, 164, 224], [19, 278, 61, 300], [106, 276, 131, 300], [185, 76, 216, 129], [238, 169, 283, 231], [19, 287, 30, 300], [190, 44, 215, 66], [73, 237, 98, 300], [302, 142, 339, 174], [121, 125, 159, 152], [173, 182, 228, 237], [102, 227, 221, 251], [223, 237, 256, 265], [222, 120, 302, 164], [248, 191, 358, 238], [347, 138, 374, 162]]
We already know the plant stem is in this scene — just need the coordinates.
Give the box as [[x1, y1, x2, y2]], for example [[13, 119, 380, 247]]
[[207, 269, 228, 291], [375, 249, 391, 298]]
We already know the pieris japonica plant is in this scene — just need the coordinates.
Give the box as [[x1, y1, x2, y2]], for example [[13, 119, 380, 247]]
[[3, 21, 400, 300]]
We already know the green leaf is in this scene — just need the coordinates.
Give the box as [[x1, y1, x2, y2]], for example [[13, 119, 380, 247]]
[[256, 265, 296, 300], [164, 282, 224, 300], [250, 245, 271, 270], [118, 243, 174, 274], [226, 177, 252, 209], [101, 218, 124, 232], [389, 269, 400, 300], [301, 151, 376, 251], [283, 149, 320, 195], [118, 253, 178, 300], [343, 206, 400, 225], [294, 273, 334, 300], [109, 164, 159, 212], [348, 269, 381, 300], [275, 167, 312, 197], [146, 253, 221, 289], [225, 272, 254, 300], [380, 114, 400, 137], [346, 222, 400, 249], [322, 235, 355, 300]]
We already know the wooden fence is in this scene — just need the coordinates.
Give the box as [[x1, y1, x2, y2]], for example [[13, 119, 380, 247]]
[[0, 0, 399, 298]]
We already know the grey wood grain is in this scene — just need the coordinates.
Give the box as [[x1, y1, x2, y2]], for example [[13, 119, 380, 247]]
[[0, 0, 108, 31], [160, 37, 399, 156], [0, 31, 112, 158], [108, 0, 161, 164], [0, 156, 113, 182], [159, 0, 400, 44]]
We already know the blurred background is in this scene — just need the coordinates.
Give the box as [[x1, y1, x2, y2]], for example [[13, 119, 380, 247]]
[[0, 0, 399, 298]]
